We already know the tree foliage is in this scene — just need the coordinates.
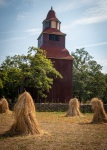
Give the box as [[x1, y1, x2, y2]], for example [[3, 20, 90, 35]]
[[71, 48, 107, 103], [0, 47, 62, 100]]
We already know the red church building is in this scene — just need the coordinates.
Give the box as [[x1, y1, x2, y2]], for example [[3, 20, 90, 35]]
[[37, 7, 73, 103]]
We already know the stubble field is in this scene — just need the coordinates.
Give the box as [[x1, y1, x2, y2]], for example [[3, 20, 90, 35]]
[[0, 112, 107, 150]]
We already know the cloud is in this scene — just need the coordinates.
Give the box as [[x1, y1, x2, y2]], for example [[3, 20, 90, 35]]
[[73, 41, 107, 49], [2, 36, 27, 42], [21, 0, 37, 4], [0, 0, 16, 7], [55, 0, 94, 13], [57, 0, 107, 35], [25, 28, 41, 35], [84, 0, 107, 16], [74, 15, 107, 25], [60, 0, 107, 27], [77, 0, 107, 25], [95, 58, 107, 74], [17, 12, 30, 21], [0, 0, 7, 6], [55, 1, 77, 13]]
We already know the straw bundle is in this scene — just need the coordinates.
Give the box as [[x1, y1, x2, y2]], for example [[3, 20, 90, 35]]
[[9, 91, 41, 135], [65, 98, 82, 117], [0, 98, 9, 113], [91, 98, 107, 123]]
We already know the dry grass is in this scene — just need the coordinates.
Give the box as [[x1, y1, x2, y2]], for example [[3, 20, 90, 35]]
[[65, 98, 82, 117], [0, 111, 107, 150], [91, 98, 107, 123], [0, 98, 10, 114], [5, 91, 41, 136]]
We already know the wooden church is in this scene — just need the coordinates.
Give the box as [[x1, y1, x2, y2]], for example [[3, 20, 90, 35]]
[[37, 7, 73, 103]]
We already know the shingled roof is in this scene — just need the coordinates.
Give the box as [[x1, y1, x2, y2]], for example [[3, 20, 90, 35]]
[[41, 46, 73, 60], [43, 28, 65, 35], [46, 7, 58, 21]]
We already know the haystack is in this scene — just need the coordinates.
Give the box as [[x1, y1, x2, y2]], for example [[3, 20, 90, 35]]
[[8, 91, 41, 135], [91, 98, 107, 123], [65, 98, 82, 117], [0, 98, 9, 113]]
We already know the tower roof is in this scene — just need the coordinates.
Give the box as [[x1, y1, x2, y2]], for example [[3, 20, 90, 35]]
[[43, 28, 65, 35], [46, 7, 58, 20], [41, 46, 73, 60]]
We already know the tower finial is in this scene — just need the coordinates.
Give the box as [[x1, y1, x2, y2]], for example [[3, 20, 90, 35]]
[[51, 6, 53, 10]]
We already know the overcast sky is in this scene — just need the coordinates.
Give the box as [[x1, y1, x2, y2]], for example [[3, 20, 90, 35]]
[[0, 0, 107, 73]]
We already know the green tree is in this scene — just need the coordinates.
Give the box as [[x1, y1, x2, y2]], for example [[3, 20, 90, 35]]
[[71, 48, 107, 102], [0, 47, 62, 101], [102, 74, 107, 103], [0, 78, 3, 98]]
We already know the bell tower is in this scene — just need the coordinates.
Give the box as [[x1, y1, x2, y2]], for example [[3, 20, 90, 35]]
[[38, 7, 73, 103]]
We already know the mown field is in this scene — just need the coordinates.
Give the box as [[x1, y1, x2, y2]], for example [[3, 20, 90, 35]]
[[0, 111, 107, 150]]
